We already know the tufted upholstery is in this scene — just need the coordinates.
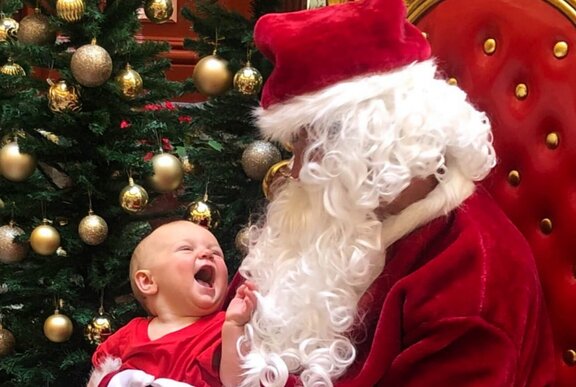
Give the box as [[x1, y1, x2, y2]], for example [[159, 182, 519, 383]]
[[407, 0, 576, 385]]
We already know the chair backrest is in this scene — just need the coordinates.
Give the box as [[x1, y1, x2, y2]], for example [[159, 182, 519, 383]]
[[407, 0, 576, 384]]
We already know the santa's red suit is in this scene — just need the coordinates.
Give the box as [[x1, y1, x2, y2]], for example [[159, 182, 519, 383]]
[[89, 311, 224, 387], [231, 188, 555, 386]]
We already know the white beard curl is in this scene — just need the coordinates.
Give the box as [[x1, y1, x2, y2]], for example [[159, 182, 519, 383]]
[[239, 60, 496, 387]]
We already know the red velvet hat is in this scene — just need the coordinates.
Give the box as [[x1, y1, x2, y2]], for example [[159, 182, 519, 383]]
[[254, 0, 431, 110]]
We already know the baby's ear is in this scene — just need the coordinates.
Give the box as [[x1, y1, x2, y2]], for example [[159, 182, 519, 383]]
[[134, 270, 158, 295]]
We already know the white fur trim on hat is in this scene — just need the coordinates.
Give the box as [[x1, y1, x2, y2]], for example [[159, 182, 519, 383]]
[[254, 60, 437, 144], [86, 356, 122, 387]]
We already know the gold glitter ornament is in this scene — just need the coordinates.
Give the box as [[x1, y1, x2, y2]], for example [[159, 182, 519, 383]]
[[43, 309, 73, 343], [116, 64, 143, 100], [70, 39, 113, 87], [0, 323, 15, 357], [185, 194, 220, 230], [47, 79, 82, 113], [262, 159, 292, 199], [119, 177, 149, 213], [17, 8, 57, 46], [0, 139, 37, 182], [56, 0, 85, 23], [0, 58, 26, 77], [84, 308, 114, 345], [0, 221, 28, 264], [78, 210, 108, 245], [192, 54, 232, 97], [0, 15, 18, 42], [241, 141, 282, 180], [235, 227, 250, 255], [233, 63, 263, 95], [149, 152, 184, 193], [30, 220, 60, 256]]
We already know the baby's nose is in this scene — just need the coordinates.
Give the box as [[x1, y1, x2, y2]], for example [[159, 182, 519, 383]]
[[198, 249, 214, 260]]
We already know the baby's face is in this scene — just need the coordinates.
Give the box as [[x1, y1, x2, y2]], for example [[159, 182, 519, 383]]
[[149, 221, 228, 317]]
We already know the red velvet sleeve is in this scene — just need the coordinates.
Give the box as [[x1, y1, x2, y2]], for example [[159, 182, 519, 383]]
[[91, 319, 132, 367], [383, 316, 517, 386]]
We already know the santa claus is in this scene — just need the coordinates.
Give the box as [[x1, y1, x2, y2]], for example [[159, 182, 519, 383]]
[[237, 0, 555, 386]]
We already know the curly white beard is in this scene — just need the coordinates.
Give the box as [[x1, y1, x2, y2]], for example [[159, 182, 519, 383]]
[[239, 60, 495, 387]]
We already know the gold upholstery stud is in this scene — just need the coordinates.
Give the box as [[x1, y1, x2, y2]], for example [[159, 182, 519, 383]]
[[515, 83, 528, 99], [554, 41, 568, 58], [507, 170, 521, 186], [540, 218, 553, 234], [546, 132, 560, 149], [483, 38, 496, 55], [447, 77, 458, 86], [563, 349, 576, 366]]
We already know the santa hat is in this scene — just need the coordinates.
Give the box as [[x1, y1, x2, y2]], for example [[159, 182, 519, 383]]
[[253, 0, 431, 143]]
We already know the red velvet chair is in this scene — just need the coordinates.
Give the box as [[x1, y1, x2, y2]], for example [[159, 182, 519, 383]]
[[407, 0, 576, 385]]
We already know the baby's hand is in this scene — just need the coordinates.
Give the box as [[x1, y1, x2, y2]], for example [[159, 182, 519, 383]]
[[225, 281, 257, 326]]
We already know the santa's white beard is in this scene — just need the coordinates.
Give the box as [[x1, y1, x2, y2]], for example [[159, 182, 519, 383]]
[[239, 177, 386, 387]]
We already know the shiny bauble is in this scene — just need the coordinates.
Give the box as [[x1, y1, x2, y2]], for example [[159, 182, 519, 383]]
[[78, 211, 108, 245], [0, 16, 18, 42], [0, 222, 28, 264], [43, 311, 73, 343], [185, 198, 220, 230], [241, 141, 282, 180], [119, 177, 149, 213], [233, 64, 263, 95], [30, 222, 60, 256], [84, 311, 113, 345], [149, 153, 183, 193], [56, 0, 85, 23], [235, 227, 250, 255], [70, 40, 113, 87], [144, 0, 174, 24], [47, 79, 82, 113], [116, 64, 143, 100], [262, 159, 292, 200], [0, 326, 15, 357], [0, 140, 37, 182], [0, 59, 26, 77], [17, 8, 57, 46], [192, 55, 232, 97]]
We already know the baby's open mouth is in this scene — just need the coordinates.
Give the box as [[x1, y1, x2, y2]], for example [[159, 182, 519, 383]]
[[194, 265, 215, 288]]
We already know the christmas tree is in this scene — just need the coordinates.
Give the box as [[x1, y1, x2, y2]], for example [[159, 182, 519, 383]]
[[0, 0, 284, 384]]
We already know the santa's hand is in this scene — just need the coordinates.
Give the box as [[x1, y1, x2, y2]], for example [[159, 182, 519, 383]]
[[107, 369, 155, 387], [226, 281, 257, 325]]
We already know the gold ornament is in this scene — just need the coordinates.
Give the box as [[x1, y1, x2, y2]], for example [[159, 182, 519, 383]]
[[262, 159, 292, 200], [233, 63, 263, 95], [84, 308, 113, 345], [0, 139, 37, 182], [43, 309, 73, 343], [78, 210, 108, 245], [70, 39, 113, 87], [241, 141, 282, 180], [119, 177, 149, 213], [30, 220, 61, 256], [192, 54, 232, 97], [115, 64, 143, 100], [47, 79, 82, 113], [0, 221, 28, 264], [180, 155, 198, 175], [144, 0, 174, 24], [56, 0, 85, 23], [149, 153, 184, 193], [0, 324, 15, 357], [0, 58, 26, 77], [17, 8, 57, 46], [235, 227, 250, 255], [0, 15, 18, 42], [185, 194, 220, 230]]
